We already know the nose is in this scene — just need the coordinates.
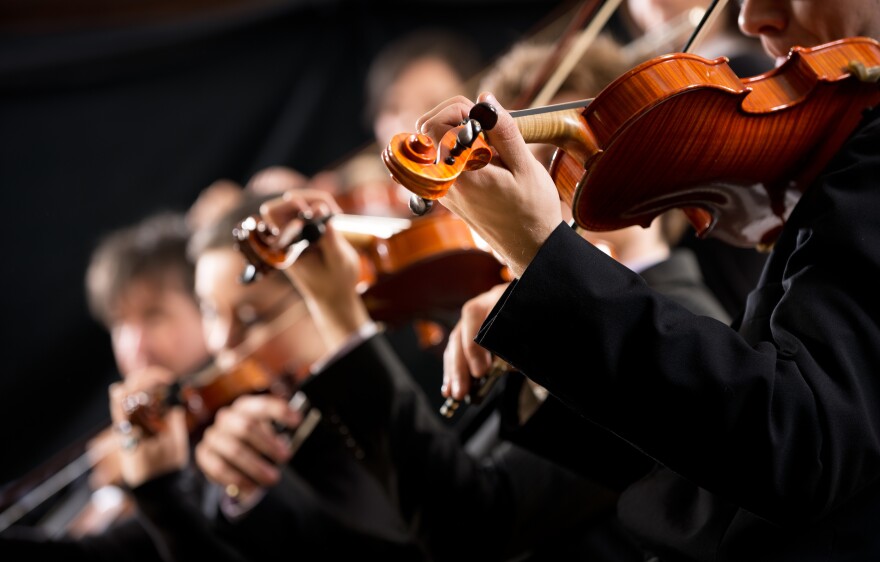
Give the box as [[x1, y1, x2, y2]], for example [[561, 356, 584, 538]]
[[113, 323, 150, 376], [738, 0, 787, 38]]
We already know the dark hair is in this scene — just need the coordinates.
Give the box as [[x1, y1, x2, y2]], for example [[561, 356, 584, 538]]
[[85, 212, 193, 327], [187, 192, 276, 262], [364, 28, 483, 126]]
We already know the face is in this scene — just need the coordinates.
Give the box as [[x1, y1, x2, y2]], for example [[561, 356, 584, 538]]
[[194, 248, 325, 379], [738, 0, 880, 65], [109, 278, 209, 379], [372, 56, 464, 147]]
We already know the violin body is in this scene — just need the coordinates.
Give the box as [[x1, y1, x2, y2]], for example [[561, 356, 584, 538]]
[[357, 213, 508, 326], [384, 37, 880, 248], [564, 36, 880, 247]]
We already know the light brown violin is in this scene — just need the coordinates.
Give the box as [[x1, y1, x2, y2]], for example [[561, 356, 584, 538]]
[[233, 211, 509, 328]]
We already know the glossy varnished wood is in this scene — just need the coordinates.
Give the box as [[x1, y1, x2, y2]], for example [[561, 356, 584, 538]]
[[383, 37, 880, 247]]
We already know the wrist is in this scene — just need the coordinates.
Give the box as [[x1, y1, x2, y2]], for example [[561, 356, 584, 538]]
[[505, 220, 559, 278], [309, 292, 371, 352]]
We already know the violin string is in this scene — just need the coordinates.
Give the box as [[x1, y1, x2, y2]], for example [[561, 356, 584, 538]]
[[509, 98, 593, 118]]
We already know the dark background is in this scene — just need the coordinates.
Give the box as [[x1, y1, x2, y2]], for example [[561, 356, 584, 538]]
[[0, 0, 571, 490]]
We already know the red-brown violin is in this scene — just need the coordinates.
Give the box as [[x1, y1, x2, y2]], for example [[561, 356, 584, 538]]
[[383, 37, 880, 249], [122, 356, 292, 437]]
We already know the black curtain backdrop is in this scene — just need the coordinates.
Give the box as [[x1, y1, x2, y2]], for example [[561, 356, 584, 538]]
[[0, 0, 568, 487]]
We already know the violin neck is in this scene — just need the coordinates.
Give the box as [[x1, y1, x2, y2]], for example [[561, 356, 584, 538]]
[[512, 104, 597, 164], [329, 214, 411, 246]]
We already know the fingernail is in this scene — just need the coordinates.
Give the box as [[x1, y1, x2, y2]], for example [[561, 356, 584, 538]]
[[440, 383, 448, 396], [451, 380, 461, 398]]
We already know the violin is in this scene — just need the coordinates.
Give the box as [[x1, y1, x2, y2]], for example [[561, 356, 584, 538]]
[[383, 37, 880, 249], [233, 211, 509, 328], [121, 358, 285, 437], [0, 355, 287, 533], [234, 210, 513, 417], [123, 299, 310, 437]]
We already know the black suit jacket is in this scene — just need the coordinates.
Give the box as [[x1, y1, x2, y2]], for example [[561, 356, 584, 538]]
[[477, 107, 880, 561], [127, 403, 425, 561], [304, 332, 646, 562], [498, 247, 730, 491]]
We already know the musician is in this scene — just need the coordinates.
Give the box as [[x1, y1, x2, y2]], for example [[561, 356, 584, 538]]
[[425, 0, 880, 559], [105, 193, 424, 561], [2, 213, 210, 560], [366, 28, 482, 149], [620, 0, 774, 318], [453, 34, 732, 557], [233, 188, 639, 561]]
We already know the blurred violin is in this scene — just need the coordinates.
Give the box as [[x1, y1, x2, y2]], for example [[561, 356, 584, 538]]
[[233, 211, 508, 328], [234, 211, 512, 417], [383, 36, 880, 249], [123, 301, 310, 438], [122, 359, 281, 437], [0, 351, 290, 535]]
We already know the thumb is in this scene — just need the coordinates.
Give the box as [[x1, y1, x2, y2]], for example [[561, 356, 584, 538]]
[[477, 92, 532, 175]]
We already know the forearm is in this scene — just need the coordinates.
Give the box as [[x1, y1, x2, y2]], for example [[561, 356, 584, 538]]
[[305, 289, 372, 356]]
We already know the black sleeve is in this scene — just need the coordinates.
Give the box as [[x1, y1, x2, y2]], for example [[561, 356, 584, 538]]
[[498, 372, 654, 492], [477, 112, 880, 526], [302, 333, 627, 562], [130, 472, 248, 562]]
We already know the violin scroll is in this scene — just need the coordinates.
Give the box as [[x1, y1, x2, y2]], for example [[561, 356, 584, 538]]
[[233, 213, 330, 284], [382, 102, 498, 204]]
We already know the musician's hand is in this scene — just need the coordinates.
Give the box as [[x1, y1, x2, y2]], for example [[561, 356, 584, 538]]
[[417, 93, 563, 279], [443, 282, 510, 401], [194, 395, 302, 498], [260, 189, 371, 352], [108, 367, 189, 488]]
